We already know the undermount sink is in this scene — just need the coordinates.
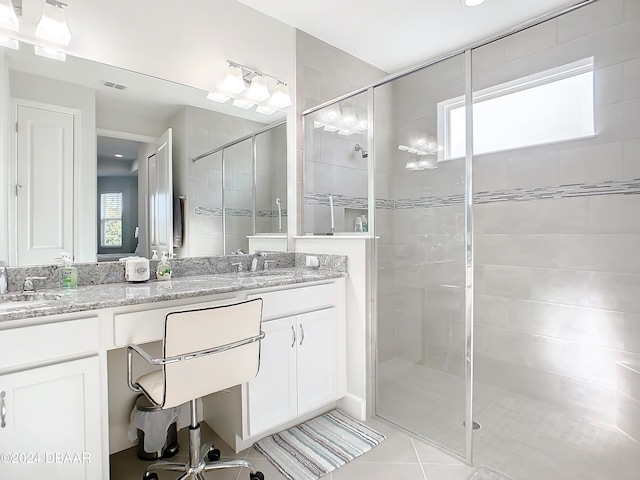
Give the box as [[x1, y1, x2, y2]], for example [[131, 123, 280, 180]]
[[0, 291, 63, 305]]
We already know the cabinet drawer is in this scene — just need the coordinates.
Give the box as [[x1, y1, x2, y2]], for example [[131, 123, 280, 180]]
[[113, 297, 236, 346], [0, 317, 99, 369], [248, 282, 336, 321]]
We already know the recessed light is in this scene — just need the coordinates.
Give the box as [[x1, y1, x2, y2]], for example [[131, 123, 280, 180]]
[[461, 0, 485, 6], [114, 154, 123, 158]]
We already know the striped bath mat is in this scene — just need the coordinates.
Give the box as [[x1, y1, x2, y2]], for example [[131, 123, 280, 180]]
[[254, 409, 385, 480]]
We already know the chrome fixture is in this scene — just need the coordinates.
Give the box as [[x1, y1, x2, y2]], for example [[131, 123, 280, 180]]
[[36, 0, 71, 46], [329, 194, 335, 235], [275, 198, 282, 233], [263, 260, 273, 271], [0, 262, 7, 295], [231, 261, 243, 273], [250, 252, 267, 272], [207, 61, 292, 115], [22, 276, 47, 292], [355, 144, 368, 158]]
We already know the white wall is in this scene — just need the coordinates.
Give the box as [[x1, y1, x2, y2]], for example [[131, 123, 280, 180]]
[[0, 52, 9, 264]]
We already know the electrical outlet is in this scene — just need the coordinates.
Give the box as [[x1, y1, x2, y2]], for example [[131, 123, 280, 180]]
[[305, 255, 319, 267]]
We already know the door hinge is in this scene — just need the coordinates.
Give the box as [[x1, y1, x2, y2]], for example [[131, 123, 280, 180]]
[[15, 122, 18, 133], [15, 184, 22, 196]]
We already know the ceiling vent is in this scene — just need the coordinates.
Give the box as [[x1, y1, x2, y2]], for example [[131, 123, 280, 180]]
[[103, 81, 127, 90]]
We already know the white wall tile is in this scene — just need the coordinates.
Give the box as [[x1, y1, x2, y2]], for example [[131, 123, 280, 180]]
[[474, 294, 508, 328], [503, 19, 558, 61], [506, 151, 559, 189], [624, 313, 640, 354], [557, 0, 624, 44], [530, 268, 591, 306], [484, 265, 532, 299], [626, 0, 640, 19], [588, 271, 640, 313], [588, 18, 640, 69], [558, 142, 624, 183], [588, 195, 640, 233], [623, 139, 640, 178]]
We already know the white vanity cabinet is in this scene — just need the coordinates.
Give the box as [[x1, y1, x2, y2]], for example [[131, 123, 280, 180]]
[[246, 308, 338, 437], [205, 279, 346, 452], [0, 317, 103, 479]]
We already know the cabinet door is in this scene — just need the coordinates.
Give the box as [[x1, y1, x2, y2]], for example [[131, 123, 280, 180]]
[[0, 356, 102, 479], [297, 308, 338, 414], [247, 316, 297, 437]]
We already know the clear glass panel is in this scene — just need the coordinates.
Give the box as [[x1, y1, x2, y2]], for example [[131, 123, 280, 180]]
[[471, 1, 640, 478], [303, 91, 369, 235], [191, 150, 223, 256], [255, 123, 287, 235], [374, 53, 468, 457], [224, 139, 253, 254]]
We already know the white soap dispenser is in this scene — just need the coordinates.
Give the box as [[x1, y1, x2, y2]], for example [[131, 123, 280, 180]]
[[156, 251, 172, 280]]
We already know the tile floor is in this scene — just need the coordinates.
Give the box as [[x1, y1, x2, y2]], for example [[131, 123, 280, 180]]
[[110, 418, 483, 480], [377, 359, 640, 480]]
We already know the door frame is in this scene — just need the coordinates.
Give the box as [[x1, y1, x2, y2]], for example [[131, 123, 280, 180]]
[[10, 98, 81, 266]]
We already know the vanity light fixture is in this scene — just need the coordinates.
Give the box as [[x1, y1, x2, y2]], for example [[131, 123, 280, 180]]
[[0, 34, 19, 50], [220, 63, 246, 94], [0, 0, 19, 31], [208, 61, 292, 114], [246, 74, 270, 102], [35, 0, 71, 46], [34, 44, 66, 61], [207, 91, 231, 103], [269, 82, 293, 109]]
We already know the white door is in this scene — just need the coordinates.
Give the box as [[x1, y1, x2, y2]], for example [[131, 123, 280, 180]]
[[148, 128, 173, 256], [296, 308, 338, 414], [16, 105, 74, 266], [247, 316, 297, 436], [0, 357, 102, 479]]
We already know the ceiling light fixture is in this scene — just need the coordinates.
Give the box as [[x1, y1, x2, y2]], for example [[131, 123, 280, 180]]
[[35, 0, 71, 46], [208, 61, 292, 114], [461, 0, 485, 6], [114, 154, 123, 158], [0, 0, 19, 31]]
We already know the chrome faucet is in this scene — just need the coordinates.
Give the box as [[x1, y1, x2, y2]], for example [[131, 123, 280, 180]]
[[231, 261, 243, 273], [250, 252, 267, 272], [0, 263, 7, 295], [263, 260, 273, 271], [23, 276, 48, 293]]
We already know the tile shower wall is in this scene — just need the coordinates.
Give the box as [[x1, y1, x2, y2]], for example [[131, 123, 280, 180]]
[[471, 0, 640, 423], [296, 30, 388, 235], [183, 106, 265, 256]]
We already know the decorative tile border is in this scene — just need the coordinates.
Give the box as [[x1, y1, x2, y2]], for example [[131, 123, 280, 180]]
[[306, 178, 640, 211], [196, 206, 288, 218]]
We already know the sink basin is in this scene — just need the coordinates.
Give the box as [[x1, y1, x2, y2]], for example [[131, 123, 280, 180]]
[[0, 291, 63, 304]]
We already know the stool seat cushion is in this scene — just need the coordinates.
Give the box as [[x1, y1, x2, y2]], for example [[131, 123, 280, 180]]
[[136, 370, 164, 406]]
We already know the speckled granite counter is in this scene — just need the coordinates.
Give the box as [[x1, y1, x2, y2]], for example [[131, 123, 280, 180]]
[[0, 267, 345, 323]]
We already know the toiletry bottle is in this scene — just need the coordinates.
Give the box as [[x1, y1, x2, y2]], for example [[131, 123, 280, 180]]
[[59, 252, 78, 288], [361, 215, 368, 232], [355, 216, 363, 232], [151, 250, 158, 260], [156, 251, 172, 280]]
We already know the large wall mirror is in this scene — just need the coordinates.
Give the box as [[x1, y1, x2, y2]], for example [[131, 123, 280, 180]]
[[0, 44, 287, 266]]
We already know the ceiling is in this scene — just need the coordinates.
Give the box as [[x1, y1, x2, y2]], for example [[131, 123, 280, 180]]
[[238, 0, 583, 73]]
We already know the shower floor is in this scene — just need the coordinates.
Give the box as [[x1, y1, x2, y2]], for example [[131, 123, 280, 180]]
[[376, 359, 640, 480]]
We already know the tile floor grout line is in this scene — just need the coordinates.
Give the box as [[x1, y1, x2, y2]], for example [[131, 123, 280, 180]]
[[411, 438, 430, 480]]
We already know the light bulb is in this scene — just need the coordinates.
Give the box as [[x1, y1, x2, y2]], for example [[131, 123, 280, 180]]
[[269, 82, 292, 109], [221, 64, 246, 94], [246, 75, 270, 102]]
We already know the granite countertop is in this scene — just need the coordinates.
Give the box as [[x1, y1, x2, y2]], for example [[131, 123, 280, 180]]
[[0, 267, 344, 323]]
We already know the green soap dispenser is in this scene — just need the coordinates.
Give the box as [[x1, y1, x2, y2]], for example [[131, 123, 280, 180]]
[[59, 252, 78, 288], [156, 251, 172, 280]]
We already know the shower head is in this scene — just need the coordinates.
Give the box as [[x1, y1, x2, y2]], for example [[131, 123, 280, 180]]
[[355, 144, 368, 158], [275, 198, 281, 205]]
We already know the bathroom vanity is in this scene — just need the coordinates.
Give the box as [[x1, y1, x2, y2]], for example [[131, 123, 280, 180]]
[[0, 264, 347, 479]]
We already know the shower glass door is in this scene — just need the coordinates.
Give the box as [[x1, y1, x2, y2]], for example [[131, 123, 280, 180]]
[[374, 52, 470, 458]]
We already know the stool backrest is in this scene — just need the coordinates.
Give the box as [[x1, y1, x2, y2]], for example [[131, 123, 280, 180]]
[[160, 298, 263, 408]]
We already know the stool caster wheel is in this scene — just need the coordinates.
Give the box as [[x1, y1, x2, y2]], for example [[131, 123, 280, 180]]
[[250, 471, 264, 480], [207, 447, 221, 461], [142, 472, 158, 480]]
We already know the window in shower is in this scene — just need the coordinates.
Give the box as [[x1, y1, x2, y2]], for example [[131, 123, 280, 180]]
[[439, 57, 595, 160]]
